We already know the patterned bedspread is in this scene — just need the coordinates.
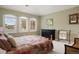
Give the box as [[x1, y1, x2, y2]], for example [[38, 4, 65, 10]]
[[11, 35, 53, 54]]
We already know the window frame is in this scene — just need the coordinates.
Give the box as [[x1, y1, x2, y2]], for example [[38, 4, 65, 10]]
[[19, 16, 28, 32], [3, 14, 17, 33], [29, 18, 37, 32]]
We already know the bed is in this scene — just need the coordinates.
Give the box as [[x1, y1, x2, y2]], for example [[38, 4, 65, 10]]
[[10, 35, 53, 54], [0, 34, 53, 54]]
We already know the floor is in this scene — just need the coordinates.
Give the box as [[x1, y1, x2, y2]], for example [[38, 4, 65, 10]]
[[49, 40, 73, 54]]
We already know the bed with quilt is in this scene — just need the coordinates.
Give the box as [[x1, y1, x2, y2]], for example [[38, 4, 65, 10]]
[[0, 33, 53, 54]]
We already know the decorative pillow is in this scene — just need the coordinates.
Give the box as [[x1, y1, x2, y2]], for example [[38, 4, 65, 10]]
[[0, 33, 11, 51], [0, 33, 15, 51], [0, 39, 12, 51], [0, 40, 6, 50], [4, 34, 17, 48], [7, 35, 16, 48], [0, 33, 7, 40]]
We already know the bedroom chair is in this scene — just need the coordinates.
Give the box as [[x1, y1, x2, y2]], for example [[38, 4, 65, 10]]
[[65, 38, 79, 54]]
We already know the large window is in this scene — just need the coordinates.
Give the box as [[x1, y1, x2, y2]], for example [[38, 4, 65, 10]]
[[3, 14, 17, 33], [19, 17, 37, 32], [3, 14, 37, 33], [19, 16, 28, 32], [29, 18, 37, 32]]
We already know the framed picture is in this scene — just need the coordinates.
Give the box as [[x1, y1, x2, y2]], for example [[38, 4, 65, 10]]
[[69, 14, 78, 24], [47, 19, 53, 26]]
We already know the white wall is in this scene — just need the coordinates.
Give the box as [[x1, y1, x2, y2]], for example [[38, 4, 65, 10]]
[[41, 6, 79, 41]]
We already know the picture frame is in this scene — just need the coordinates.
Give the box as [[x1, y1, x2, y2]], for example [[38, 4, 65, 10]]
[[69, 13, 78, 24], [47, 18, 53, 26]]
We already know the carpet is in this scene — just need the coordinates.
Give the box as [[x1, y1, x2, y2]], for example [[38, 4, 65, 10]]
[[49, 40, 73, 54]]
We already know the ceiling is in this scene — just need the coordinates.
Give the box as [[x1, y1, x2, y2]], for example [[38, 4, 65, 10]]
[[0, 5, 78, 16]]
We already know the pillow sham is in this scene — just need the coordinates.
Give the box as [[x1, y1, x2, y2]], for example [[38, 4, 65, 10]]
[[7, 35, 16, 48], [4, 34, 17, 48], [0, 39, 6, 50], [0, 39, 12, 51], [0, 33, 15, 51]]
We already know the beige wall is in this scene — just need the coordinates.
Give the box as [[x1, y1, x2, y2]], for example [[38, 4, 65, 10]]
[[0, 7, 41, 35], [41, 6, 79, 41]]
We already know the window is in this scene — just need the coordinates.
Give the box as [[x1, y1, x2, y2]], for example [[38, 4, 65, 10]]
[[19, 16, 28, 32], [3, 14, 37, 33], [29, 18, 37, 32], [3, 14, 17, 33]]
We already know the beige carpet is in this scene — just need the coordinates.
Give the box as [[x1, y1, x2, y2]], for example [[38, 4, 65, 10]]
[[49, 40, 73, 54]]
